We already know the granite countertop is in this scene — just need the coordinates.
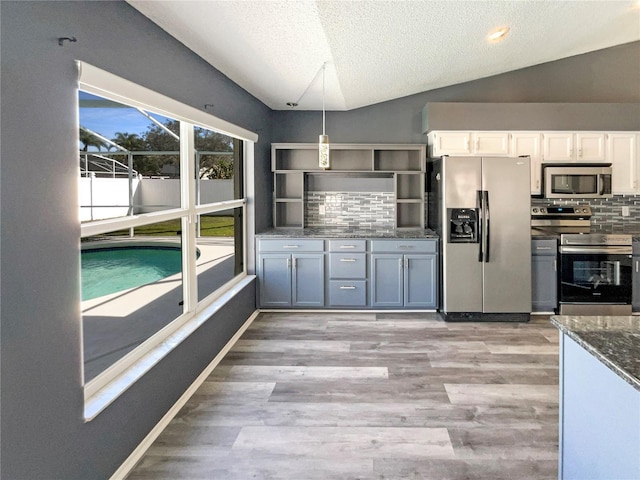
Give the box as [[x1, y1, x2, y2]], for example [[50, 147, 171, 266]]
[[256, 227, 439, 239], [551, 315, 640, 391]]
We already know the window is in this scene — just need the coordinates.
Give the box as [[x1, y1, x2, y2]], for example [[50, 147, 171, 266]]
[[78, 63, 257, 415]]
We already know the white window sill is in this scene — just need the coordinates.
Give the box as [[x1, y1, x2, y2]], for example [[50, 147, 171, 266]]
[[84, 275, 255, 421]]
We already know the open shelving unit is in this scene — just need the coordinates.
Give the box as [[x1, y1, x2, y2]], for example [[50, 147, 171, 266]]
[[272, 143, 426, 230]]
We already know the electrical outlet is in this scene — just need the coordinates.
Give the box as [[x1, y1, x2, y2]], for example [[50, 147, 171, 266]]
[[622, 206, 630, 217], [319, 205, 326, 215]]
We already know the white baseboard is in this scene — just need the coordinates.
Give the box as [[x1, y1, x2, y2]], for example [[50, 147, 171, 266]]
[[109, 309, 259, 480]]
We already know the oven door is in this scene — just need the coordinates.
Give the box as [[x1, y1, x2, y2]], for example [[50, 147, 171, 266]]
[[559, 246, 632, 304]]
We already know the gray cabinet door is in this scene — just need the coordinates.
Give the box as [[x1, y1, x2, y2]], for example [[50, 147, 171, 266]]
[[258, 254, 292, 307], [404, 254, 437, 308], [292, 254, 325, 307], [371, 254, 403, 307], [532, 255, 557, 312], [633, 257, 640, 312]]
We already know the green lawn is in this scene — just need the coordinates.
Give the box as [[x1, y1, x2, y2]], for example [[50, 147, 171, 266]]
[[99, 216, 235, 237]]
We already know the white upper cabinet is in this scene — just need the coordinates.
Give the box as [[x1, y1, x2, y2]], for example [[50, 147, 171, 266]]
[[429, 130, 639, 196], [608, 133, 638, 194], [542, 132, 573, 161], [473, 132, 510, 155], [429, 131, 509, 157], [429, 131, 472, 156], [576, 133, 607, 162], [511, 132, 542, 194], [542, 132, 606, 162]]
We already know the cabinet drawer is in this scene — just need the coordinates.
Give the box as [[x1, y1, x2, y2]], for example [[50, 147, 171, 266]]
[[328, 239, 367, 252], [532, 239, 557, 256], [328, 280, 367, 306], [329, 254, 367, 279], [370, 239, 436, 254], [258, 239, 324, 252]]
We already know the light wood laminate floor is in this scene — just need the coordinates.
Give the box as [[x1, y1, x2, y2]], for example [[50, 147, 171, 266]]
[[128, 313, 559, 480]]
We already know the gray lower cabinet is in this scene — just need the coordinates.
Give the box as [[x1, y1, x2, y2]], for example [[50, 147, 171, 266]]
[[257, 237, 438, 309], [370, 240, 438, 308], [370, 254, 404, 307], [532, 239, 558, 312], [257, 239, 325, 307], [327, 243, 368, 307]]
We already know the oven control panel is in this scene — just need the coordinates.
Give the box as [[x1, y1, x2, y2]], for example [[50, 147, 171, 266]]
[[531, 205, 591, 218]]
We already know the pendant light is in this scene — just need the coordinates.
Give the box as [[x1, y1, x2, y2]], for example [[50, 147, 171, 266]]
[[318, 62, 330, 169]]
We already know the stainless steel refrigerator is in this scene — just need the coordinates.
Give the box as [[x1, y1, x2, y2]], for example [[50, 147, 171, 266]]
[[429, 156, 531, 322]]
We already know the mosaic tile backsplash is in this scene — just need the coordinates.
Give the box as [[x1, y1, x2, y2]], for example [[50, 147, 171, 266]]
[[531, 195, 640, 232], [305, 192, 640, 231], [306, 192, 395, 229]]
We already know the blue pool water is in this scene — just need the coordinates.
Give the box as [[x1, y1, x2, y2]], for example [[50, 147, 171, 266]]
[[81, 246, 182, 301]]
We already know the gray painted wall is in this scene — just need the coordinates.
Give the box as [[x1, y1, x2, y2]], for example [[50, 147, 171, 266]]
[[272, 41, 640, 144], [0, 2, 268, 479], [423, 102, 640, 131], [2, 2, 639, 478]]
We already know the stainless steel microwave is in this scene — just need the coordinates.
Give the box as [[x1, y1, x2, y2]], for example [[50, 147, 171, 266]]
[[542, 163, 612, 198]]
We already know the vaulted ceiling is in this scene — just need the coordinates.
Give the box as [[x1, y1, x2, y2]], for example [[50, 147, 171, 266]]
[[128, 1, 640, 111]]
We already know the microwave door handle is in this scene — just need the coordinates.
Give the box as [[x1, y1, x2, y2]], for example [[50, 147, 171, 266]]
[[598, 174, 606, 195], [484, 190, 490, 263], [477, 190, 483, 262]]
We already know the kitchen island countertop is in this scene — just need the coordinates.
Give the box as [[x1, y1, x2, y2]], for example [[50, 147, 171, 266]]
[[551, 315, 640, 391], [256, 228, 439, 239]]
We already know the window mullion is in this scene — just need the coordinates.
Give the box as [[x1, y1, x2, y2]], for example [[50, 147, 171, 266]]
[[180, 122, 198, 312]]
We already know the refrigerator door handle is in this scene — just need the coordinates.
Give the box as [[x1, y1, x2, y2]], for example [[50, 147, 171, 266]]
[[484, 190, 490, 263], [477, 190, 484, 262]]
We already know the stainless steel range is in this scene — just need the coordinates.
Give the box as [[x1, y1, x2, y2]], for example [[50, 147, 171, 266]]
[[558, 233, 632, 315], [532, 204, 633, 315]]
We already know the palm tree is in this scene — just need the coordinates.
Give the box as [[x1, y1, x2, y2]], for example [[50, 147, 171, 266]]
[[79, 127, 107, 151], [112, 132, 145, 151]]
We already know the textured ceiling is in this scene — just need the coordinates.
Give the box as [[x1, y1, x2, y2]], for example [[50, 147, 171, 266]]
[[128, 0, 640, 111]]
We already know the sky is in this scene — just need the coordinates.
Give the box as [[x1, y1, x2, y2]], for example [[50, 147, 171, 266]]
[[79, 91, 172, 149]]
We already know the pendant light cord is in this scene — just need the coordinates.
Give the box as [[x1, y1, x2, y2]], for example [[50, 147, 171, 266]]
[[322, 62, 326, 135]]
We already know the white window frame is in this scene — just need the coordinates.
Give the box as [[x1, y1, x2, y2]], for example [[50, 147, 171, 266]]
[[78, 62, 257, 419]]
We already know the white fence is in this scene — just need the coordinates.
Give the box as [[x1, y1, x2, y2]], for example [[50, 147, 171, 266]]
[[79, 177, 234, 221]]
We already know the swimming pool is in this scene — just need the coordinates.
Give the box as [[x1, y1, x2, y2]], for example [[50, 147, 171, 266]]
[[81, 245, 183, 301]]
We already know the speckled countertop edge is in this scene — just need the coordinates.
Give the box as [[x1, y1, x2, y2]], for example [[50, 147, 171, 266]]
[[256, 228, 439, 239], [551, 315, 640, 391]]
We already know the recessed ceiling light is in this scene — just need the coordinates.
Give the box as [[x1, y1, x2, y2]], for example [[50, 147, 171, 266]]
[[487, 26, 510, 42]]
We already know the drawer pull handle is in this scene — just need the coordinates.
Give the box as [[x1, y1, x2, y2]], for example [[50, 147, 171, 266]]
[[339, 245, 357, 249], [339, 258, 357, 262], [536, 246, 552, 250], [397, 245, 414, 249], [282, 245, 300, 249], [339, 285, 356, 290]]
